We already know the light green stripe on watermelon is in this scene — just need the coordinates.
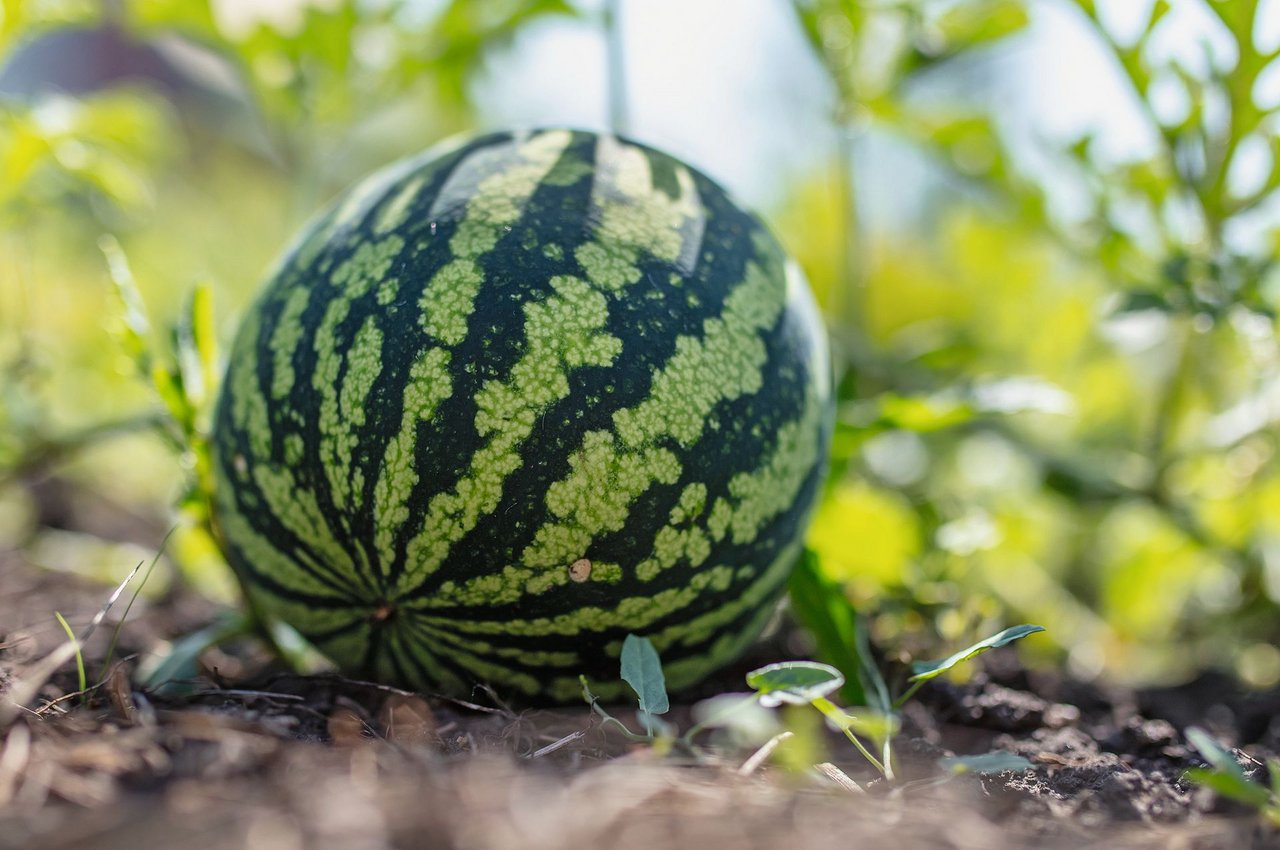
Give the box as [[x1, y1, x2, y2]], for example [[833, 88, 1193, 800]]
[[636, 382, 824, 581], [519, 431, 682, 569], [406, 620, 579, 668], [539, 541, 801, 702], [575, 135, 702, 290], [648, 540, 800, 653], [367, 131, 577, 578], [420, 130, 571, 345], [333, 316, 383, 509], [374, 174, 426, 235], [613, 236, 784, 448], [389, 138, 706, 596], [372, 347, 453, 570], [396, 273, 623, 593], [239, 465, 372, 594], [268, 285, 311, 400], [415, 564, 736, 638], [398, 618, 542, 696], [312, 236, 403, 512], [217, 501, 362, 600], [226, 307, 271, 459], [518, 237, 786, 572], [222, 307, 373, 595]]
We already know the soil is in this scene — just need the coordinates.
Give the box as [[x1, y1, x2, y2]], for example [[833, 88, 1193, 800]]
[[2, 542, 1278, 850]]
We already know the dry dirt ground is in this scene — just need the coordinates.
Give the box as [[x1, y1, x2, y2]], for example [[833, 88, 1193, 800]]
[[2, 546, 1279, 850]]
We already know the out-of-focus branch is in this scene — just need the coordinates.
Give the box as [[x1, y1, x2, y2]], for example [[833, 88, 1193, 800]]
[[0, 410, 171, 489]]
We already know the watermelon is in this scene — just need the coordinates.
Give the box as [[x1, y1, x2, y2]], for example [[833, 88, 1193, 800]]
[[211, 129, 833, 702]]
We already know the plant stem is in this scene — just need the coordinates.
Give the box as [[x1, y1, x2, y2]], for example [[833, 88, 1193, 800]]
[[580, 676, 650, 742], [604, 0, 629, 135], [836, 116, 867, 342], [812, 698, 886, 776], [892, 678, 925, 711], [53, 612, 86, 697], [0, 411, 171, 487]]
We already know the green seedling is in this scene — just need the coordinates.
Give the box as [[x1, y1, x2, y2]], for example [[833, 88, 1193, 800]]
[[1185, 726, 1280, 827], [587, 620, 1044, 782], [581, 634, 674, 745], [895, 623, 1046, 709], [744, 621, 1044, 781], [620, 633, 670, 736], [53, 612, 86, 698], [745, 660, 897, 777]]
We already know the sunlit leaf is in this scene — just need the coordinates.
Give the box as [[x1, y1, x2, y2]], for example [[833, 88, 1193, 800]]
[[175, 284, 217, 416], [909, 624, 1045, 682], [746, 660, 845, 707], [100, 233, 154, 376], [874, 393, 974, 432], [931, 0, 1029, 52]]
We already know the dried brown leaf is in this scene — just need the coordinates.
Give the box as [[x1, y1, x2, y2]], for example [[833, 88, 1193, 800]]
[[380, 694, 436, 746]]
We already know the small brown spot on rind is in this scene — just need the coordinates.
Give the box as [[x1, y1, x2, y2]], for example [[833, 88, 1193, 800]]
[[568, 558, 592, 583], [371, 601, 397, 623]]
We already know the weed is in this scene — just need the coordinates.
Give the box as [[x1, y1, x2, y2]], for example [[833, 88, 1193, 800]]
[[587, 623, 1041, 780], [1186, 726, 1280, 828]]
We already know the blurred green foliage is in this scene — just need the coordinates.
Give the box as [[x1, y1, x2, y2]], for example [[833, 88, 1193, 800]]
[[786, 0, 1280, 687], [1, 0, 1279, 691]]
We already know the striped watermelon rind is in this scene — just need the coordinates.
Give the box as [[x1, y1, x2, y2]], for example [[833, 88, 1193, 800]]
[[211, 129, 833, 702]]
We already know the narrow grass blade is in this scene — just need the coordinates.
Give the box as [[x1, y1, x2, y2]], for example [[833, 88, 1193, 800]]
[[52, 613, 86, 695]]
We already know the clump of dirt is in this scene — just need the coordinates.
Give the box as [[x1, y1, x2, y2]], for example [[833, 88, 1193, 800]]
[[1, 550, 1277, 850]]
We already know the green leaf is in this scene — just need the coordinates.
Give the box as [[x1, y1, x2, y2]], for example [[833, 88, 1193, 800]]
[[620, 634, 669, 717], [874, 393, 975, 432], [1185, 768, 1272, 809], [786, 548, 866, 704], [746, 660, 845, 707], [176, 284, 218, 415], [141, 612, 253, 695], [909, 624, 1045, 682], [1186, 727, 1252, 780], [932, 0, 1029, 53], [100, 234, 154, 377], [940, 752, 1034, 775]]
